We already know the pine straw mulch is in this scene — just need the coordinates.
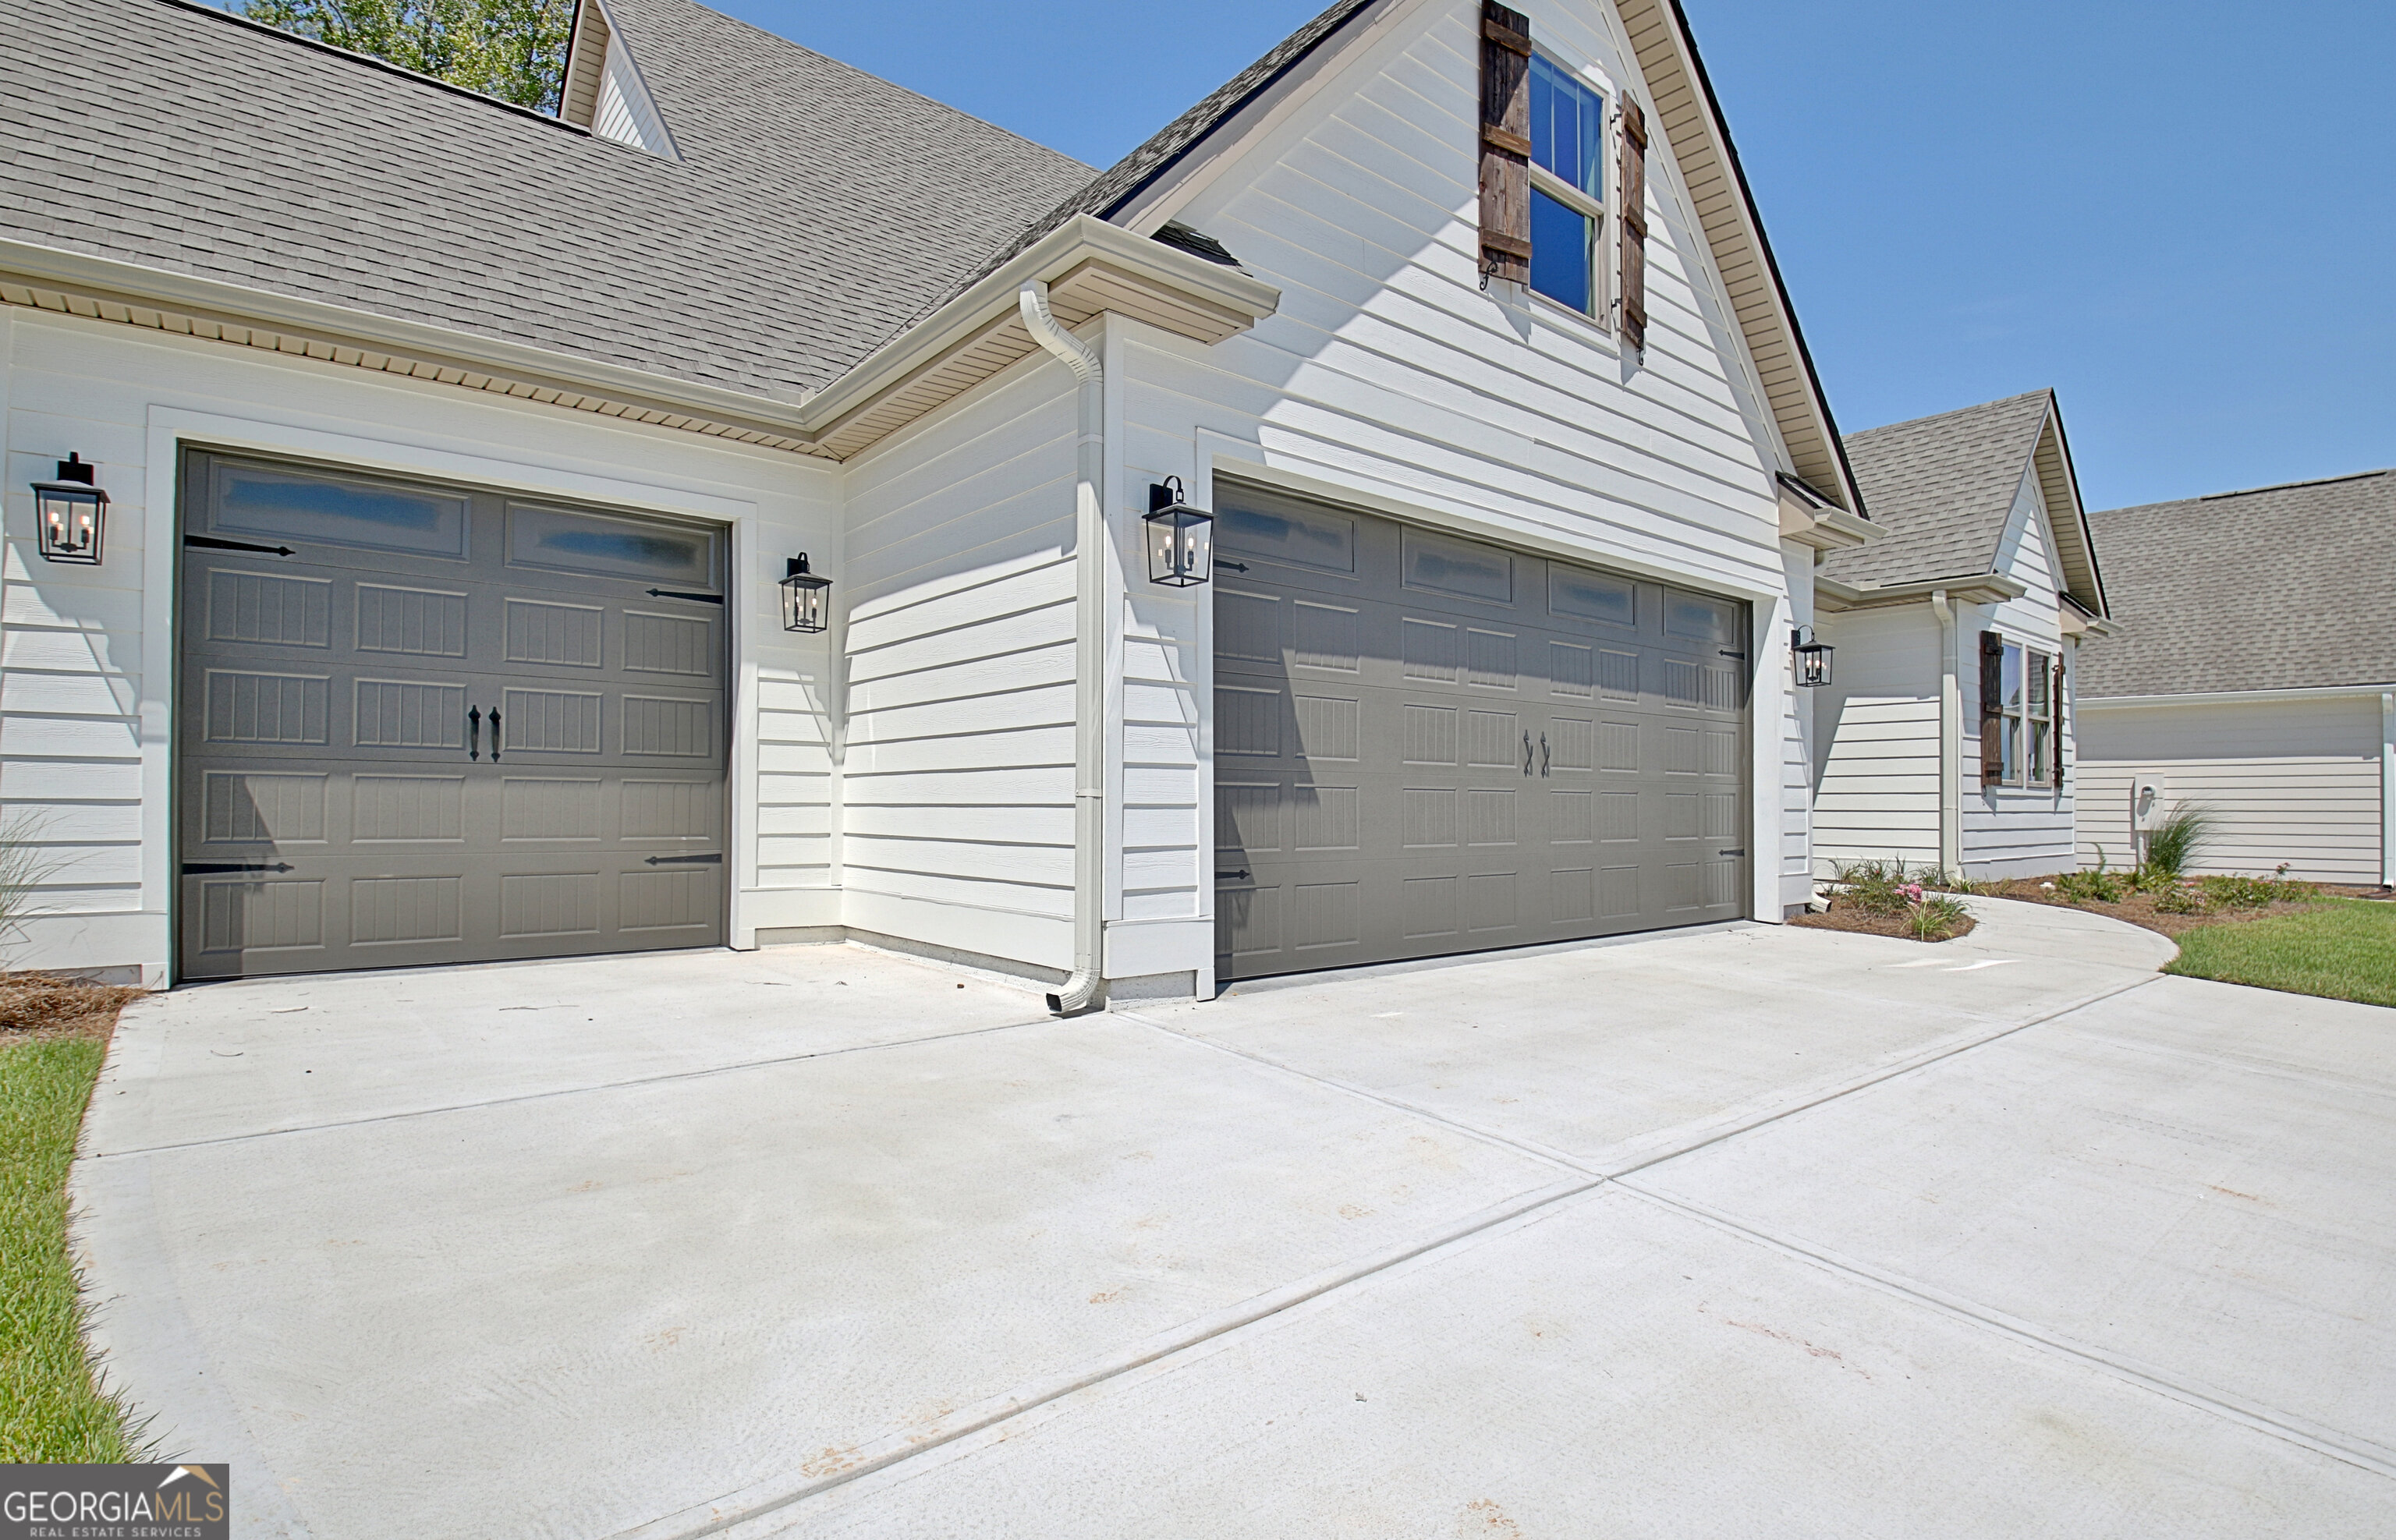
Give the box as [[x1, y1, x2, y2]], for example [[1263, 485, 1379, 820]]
[[1787, 901, 1976, 943], [1972, 878, 2331, 940], [0, 975, 147, 1043]]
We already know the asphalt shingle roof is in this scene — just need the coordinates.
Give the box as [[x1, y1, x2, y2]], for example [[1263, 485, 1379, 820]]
[[0, 0, 1094, 399], [1822, 391, 2054, 589], [2076, 470, 2396, 698]]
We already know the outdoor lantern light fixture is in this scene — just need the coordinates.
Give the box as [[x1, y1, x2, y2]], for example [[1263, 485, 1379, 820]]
[[1792, 625, 1834, 688], [779, 553, 832, 632], [1143, 477, 1214, 587], [32, 453, 107, 565]]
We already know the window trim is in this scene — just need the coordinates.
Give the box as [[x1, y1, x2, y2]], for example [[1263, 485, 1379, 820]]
[[1994, 638, 2056, 789], [1523, 49, 1611, 327]]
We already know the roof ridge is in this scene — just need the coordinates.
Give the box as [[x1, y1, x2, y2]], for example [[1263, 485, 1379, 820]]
[[1842, 388, 2052, 446]]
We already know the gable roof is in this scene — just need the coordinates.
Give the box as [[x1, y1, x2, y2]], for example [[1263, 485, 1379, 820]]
[[0, 0, 1093, 405], [2077, 470, 2396, 699], [946, 0, 1864, 513], [1823, 389, 2105, 612]]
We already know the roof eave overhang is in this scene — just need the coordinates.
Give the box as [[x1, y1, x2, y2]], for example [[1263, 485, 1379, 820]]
[[798, 214, 1281, 460], [0, 219, 1281, 463], [1816, 572, 2029, 611], [1777, 478, 1878, 551], [1617, 0, 1864, 515], [0, 235, 824, 452]]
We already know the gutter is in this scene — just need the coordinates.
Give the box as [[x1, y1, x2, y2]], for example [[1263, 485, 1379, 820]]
[[1928, 589, 1963, 876], [1016, 281, 1108, 1016], [1816, 572, 2026, 612]]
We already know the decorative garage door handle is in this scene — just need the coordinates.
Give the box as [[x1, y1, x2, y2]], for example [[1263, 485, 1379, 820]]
[[1522, 730, 1533, 775], [468, 707, 503, 760], [1540, 732, 1551, 777]]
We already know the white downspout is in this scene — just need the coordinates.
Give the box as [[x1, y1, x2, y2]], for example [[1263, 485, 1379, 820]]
[[1019, 281, 1107, 1014], [1930, 589, 1962, 876]]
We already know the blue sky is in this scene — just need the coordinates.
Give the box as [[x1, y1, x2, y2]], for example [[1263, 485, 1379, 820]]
[[714, 0, 2393, 511]]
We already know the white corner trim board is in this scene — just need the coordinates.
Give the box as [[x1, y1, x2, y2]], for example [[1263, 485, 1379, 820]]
[[2384, 691, 2394, 887]]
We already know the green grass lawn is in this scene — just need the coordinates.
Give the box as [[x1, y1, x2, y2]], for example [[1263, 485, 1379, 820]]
[[2, 1032, 144, 1460], [2167, 899, 2396, 1008]]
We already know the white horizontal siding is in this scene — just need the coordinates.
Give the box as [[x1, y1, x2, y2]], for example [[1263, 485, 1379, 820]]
[[838, 359, 1079, 971], [2075, 696, 2386, 883], [1811, 604, 1940, 872]]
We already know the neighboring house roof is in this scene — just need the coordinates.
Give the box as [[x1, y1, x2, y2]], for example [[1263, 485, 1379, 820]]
[[0, 0, 1093, 402], [2077, 469, 2396, 699], [1823, 389, 2106, 613]]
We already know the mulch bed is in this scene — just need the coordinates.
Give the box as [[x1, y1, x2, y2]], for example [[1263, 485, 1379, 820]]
[[0, 975, 147, 1042], [1788, 901, 1976, 943], [1971, 878, 2326, 940]]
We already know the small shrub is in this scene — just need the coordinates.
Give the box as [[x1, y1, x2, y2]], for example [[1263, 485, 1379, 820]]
[[2199, 873, 2318, 911], [1907, 894, 1972, 941], [2150, 881, 2210, 915], [1833, 859, 1919, 917], [2140, 803, 2217, 879], [2058, 869, 2131, 905]]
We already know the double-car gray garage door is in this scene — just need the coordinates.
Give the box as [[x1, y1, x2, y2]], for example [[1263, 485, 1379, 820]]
[[1213, 483, 1750, 981], [178, 451, 728, 979]]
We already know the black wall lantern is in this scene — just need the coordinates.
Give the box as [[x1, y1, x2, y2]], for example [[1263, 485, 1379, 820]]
[[32, 454, 108, 565], [1143, 477, 1214, 587], [1792, 625, 1834, 688], [779, 554, 832, 632]]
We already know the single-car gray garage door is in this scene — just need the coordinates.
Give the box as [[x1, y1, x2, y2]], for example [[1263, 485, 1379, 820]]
[[1212, 483, 1749, 981], [177, 451, 728, 979]]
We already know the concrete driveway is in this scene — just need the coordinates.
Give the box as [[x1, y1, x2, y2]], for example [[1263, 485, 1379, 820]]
[[73, 901, 2395, 1538]]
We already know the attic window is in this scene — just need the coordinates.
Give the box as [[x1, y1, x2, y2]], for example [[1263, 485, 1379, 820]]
[[1526, 55, 1605, 317], [1153, 222, 1242, 267]]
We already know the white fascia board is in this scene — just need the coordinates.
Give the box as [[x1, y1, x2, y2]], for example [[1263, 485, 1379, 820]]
[[2078, 683, 2396, 710], [794, 214, 1281, 425], [1815, 572, 2027, 611]]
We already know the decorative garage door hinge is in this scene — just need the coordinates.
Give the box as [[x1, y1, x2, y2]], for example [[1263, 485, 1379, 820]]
[[186, 534, 296, 557], [182, 862, 295, 874], [643, 852, 723, 866]]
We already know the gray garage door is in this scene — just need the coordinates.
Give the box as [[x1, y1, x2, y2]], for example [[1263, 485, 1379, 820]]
[[177, 451, 728, 979], [1213, 484, 1749, 981]]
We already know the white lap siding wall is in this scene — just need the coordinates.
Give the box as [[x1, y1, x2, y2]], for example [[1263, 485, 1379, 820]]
[[2075, 694, 2389, 884], [1121, 0, 1810, 958], [832, 356, 1083, 979], [1809, 604, 1942, 873], [0, 306, 842, 984], [1962, 469, 2074, 877]]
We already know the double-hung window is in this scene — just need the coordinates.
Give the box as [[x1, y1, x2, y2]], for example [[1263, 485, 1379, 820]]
[[1527, 54, 1605, 317], [1995, 639, 2055, 786]]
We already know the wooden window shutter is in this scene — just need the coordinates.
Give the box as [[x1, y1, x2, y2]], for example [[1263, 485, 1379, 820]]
[[1478, 2, 1533, 285], [1618, 94, 1649, 349], [2050, 653, 2068, 788], [1978, 631, 2005, 785]]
